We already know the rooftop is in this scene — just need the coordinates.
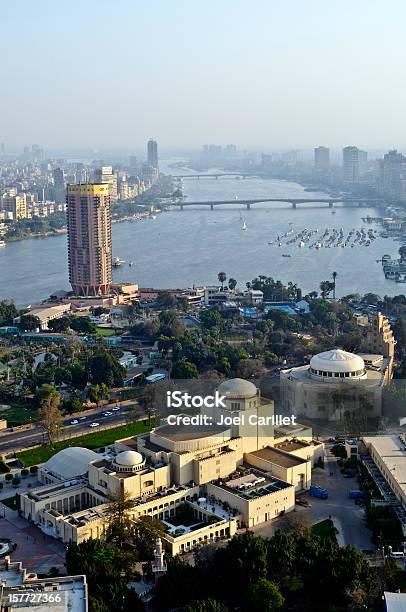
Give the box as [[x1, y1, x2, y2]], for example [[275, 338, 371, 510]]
[[248, 446, 307, 468], [214, 468, 292, 500], [274, 439, 314, 452]]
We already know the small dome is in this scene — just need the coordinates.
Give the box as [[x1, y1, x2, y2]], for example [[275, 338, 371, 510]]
[[218, 378, 257, 399], [310, 349, 365, 374], [115, 450, 144, 467]]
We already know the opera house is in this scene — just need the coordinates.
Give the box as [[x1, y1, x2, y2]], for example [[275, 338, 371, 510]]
[[20, 378, 323, 555], [280, 348, 390, 422]]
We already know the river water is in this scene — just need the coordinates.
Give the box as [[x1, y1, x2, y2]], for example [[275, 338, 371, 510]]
[[0, 161, 401, 306]]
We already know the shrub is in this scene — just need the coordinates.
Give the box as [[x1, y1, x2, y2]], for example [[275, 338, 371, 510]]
[[12, 477, 20, 486], [5, 474, 13, 482], [21, 469, 29, 478], [29, 466, 38, 474], [0, 461, 10, 474]]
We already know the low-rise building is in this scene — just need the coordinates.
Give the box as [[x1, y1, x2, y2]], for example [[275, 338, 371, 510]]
[[20, 378, 320, 554], [0, 556, 87, 611]]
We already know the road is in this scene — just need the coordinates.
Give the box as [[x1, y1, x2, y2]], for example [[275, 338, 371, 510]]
[[0, 405, 142, 455]]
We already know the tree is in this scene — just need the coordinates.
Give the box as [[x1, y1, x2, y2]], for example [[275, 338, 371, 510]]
[[319, 280, 334, 299], [0, 300, 19, 326], [332, 271, 338, 300], [228, 278, 237, 291], [48, 317, 70, 332], [157, 290, 177, 308], [88, 349, 124, 386], [88, 384, 102, 406], [66, 539, 142, 612], [172, 358, 198, 379], [131, 515, 165, 559], [69, 316, 97, 334], [243, 578, 284, 612], [105, 490, 135, 550], [263, 351, 278, 366], [18, 314, 41, 332], [218, 271, 227, 290], [215, 532, 268, 600], [37, 385, 63, 445]]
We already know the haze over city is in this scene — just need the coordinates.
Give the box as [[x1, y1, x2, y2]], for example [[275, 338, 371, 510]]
[[2, 0, 406, 150]]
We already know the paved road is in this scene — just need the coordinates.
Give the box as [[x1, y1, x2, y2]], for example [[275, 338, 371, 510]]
[[0, 406, 143, 454]]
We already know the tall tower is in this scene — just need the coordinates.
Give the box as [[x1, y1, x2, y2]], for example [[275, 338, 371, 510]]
[[66, 184, 112, 296], [343, 146, 359, 183], [314, 146, 330, 169], [147, 139, 159, 168]]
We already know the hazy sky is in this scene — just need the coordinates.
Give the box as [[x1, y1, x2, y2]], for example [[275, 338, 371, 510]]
[[2, 0, 406, 151]]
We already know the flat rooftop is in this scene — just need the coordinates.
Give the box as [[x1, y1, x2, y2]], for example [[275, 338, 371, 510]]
[[248, 446, 306, 468], [363, 435, 406, 485], [153, 423, 230, 442], [215, 469, 292, 500], [274, 439, 312, 452]]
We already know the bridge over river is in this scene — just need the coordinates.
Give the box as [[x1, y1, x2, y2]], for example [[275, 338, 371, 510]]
[[171, 197, 384, 210]]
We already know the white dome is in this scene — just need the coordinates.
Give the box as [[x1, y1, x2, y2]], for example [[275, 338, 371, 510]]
[[218, 378, 257, 399], [310, 349, 365, 374], [115, 450, 144, 467], [43, 447, 99, 480]]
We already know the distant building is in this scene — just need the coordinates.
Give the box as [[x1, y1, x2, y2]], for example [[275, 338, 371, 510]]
[[94, 166, 118, 201], [343, 146, 360, 183], [376, 149, 406, 202], [147, 139, 159, 169], [52, 167, 66, 203], [314, 146, 330, 169], [1, 193, 27, 219], [66, 183, 112, 296]]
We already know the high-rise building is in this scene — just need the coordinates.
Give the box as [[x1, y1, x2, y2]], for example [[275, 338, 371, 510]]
[[376, 150, 406, 202], [66, 184, 112, 296], [314, 146, 330, 169], [1, 193, 27, 220], [52, 167, 66, 203], [358, 150, 368, 178], [94, 166, 118, 201], [129, 155, 138, 173], [343, 146, 360, 183], [147, 139, 159, 168]]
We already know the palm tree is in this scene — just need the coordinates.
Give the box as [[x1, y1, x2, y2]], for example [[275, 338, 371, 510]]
[[332, 271, 338, 300], [218, 271, 227, 290], [228, 278, 237, 291]]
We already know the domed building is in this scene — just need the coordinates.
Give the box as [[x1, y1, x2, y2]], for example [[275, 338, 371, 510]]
[[280, 348, 387, 422]]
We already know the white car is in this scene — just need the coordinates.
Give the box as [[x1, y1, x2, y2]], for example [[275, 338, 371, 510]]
[[89, 422, 100, 428], [104, 411, 113, 417], [70, 419, 79, 425], [111, 406, 120, 412]]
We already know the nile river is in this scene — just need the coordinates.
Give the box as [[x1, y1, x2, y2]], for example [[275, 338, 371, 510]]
[[0, 162, 401, 306]]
